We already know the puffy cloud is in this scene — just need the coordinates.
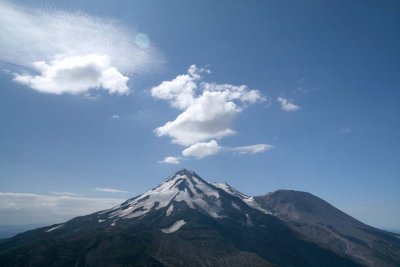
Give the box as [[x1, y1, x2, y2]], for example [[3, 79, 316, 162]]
[[151, 65, 204, 109], [14, 55, 129, 94], [0, 192, 123, 225], [152, 66, 265, 146], [158, 156, 180, 164], [277, 97, 301, 112], [231, 144, 273, 154], [94, 187, 128, 193], [182, 140, 221, 158], [152, 65, 272, 161], [155, 90, 237, 145], [0, 1, 159, 94]]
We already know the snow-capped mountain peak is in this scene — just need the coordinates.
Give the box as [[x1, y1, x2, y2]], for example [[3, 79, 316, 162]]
[[104, 169, 225, 220], [96, 169, 272, 226]]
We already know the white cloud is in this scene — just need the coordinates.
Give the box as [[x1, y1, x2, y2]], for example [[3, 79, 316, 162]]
[[277, 97, 301, 112], [152, 65, 265, 146], [14, 55, 129, 94], [94, 187, 128, 193], [230, 144, 273, 154], [151, 65, 203, 109], [0, 1, 159, 94], [158, 156, 180, 164], [111, 114, 120, 119], [152, 65, 272, 161], [179, 141, 271, 159], [0, 192, 123, 225], [182, 140, 221, 158]]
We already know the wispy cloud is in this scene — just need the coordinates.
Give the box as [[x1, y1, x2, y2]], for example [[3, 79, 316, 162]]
[[0, 192, 123, 225], [158, 156, 180, 164], [94, 187, 128, 193], [0, 1, 160, 95], [159, 141, 272, 162], [340, 127, 352, 134], [50, 192, 83, 197], [111, 114, 120, 119], [230, 144, 273, 154], [277, 97, 301, 112], [181, 141, 272, 158]]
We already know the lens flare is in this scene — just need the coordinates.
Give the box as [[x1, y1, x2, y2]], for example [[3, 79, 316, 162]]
[[135, 33, 150, 49]]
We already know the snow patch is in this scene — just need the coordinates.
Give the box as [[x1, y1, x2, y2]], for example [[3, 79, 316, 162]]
[[166, 205, 174, 216], [213, 182, 271, 215], [232, 202, 241, 210], [45, 224, 64, 232], [243, 197, 272, 214], [245, 214, 253, 227], [161, 220, 186, 234]]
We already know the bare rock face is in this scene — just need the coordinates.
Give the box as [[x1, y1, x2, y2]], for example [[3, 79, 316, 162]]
[[0, 170, 398, 266], [255, 190, 400, 266]]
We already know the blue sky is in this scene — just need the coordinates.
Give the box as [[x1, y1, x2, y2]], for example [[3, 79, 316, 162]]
[[0, 0, 399, 229]]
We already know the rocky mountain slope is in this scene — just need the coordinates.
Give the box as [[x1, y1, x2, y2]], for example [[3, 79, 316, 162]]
[[255, 190, 400, 266]]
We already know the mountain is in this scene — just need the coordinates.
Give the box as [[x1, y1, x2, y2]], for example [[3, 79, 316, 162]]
[[255, 190, 400, 266], [0, 169, 399, 267]]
